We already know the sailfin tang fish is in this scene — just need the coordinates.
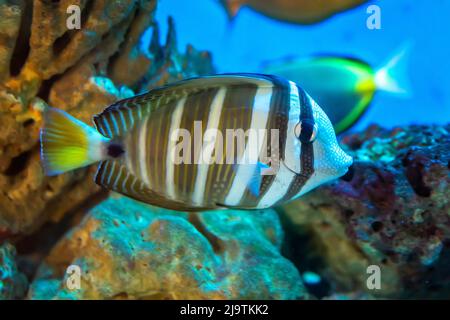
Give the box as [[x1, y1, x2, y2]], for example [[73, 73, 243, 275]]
[[40, 74, 352, 211], [263, 44, 412, 133]]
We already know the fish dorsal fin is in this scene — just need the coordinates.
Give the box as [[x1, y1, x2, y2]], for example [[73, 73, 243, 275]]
[[93, 87, 198, 139], [313, 54, 372, 69], [93, 92, 154, 139], [94, 160, 196, 211], [93, 74, 277, 139]]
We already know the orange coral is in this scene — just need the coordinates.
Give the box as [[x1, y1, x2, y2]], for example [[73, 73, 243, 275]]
[[0, 0, 214, 235]]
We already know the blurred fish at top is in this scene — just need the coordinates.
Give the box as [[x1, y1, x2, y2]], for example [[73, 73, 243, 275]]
[[263, 44, 412, 133], [219, 0, 370, 24]]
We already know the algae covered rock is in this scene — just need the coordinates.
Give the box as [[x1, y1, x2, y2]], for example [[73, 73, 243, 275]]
[[280, 124, 450, 298], [0, 0, 214, 236], [29, 196, 307, 300], [0, 242, 27, 299]]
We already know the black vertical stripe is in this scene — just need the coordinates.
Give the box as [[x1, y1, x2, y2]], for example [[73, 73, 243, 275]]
[[239, 75, 291, 205], [279, 86, 315, 203]]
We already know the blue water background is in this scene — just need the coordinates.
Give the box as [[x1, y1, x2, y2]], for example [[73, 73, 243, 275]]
[[153, 0, 450, 131]]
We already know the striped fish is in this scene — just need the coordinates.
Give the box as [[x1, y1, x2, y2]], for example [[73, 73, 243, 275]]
[[40, 74, 352, 211]]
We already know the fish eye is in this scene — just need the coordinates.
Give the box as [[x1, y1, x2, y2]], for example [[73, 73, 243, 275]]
[[294, 119, 318, 143]]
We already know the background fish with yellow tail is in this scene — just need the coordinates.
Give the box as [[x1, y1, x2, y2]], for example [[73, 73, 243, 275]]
[[263, 45, 412, 134], [220, 0, 369, 24], [40, 74, 352, 211]]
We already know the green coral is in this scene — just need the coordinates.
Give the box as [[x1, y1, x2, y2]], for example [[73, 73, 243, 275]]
[[0, 242, 27, 299], [29, 197, 307, 300]]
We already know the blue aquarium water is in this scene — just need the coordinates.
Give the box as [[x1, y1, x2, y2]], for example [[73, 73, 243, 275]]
[[155, 0, 450, 131]]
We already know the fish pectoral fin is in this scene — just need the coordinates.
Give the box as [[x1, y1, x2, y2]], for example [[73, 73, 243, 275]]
[[234, 161, 268, 198], [248, 164, 266, 197]]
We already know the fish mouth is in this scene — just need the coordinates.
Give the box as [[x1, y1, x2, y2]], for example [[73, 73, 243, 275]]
[[333, 147, 353, 178], [343, 152, 353, 168]]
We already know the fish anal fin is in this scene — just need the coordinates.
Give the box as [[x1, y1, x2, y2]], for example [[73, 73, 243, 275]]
[[215, 202, 254, 210], [95, 161, 206, 211], [93, 95, 150, 139], [95, 160, 146, 203]]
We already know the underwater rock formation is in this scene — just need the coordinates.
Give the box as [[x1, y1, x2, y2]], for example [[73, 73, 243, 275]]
[[28, 196, 307, 300], [0, 0, 214, 235], [281, 124, 450, 298], [0, 242, 27, 299]]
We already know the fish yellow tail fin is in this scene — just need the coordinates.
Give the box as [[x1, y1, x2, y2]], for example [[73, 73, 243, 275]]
[[374, 42, 413, 97], [40, 107, 109, 176]]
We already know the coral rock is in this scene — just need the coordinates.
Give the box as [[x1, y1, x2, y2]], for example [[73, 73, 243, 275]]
[[29, 196, 307, 300], [281, 124, 450, 298], [0, 0, 214, 235], [0, 242, 27, 299]]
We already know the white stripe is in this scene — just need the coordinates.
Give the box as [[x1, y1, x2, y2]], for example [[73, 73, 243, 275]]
[[118, 110, 127, 130], [113, 165, 123, 189], [103, 119, 113, 137], [192, 87, 227, 205], [257, 81, 300, 208], [101, 162, 109, 185], [283, 81, 302, 174], [139, 116, 151, 186], [95, 119, 106, 136], [126, 106, 134, 127], [110, 113, 120, 134], [166, 96, 187, 199], [130, 177, 137, 194], [256, 163, 295, 208], [107, 161, 116, 185], [224, 84, 273, 206], [125, 132, 135, 175], [122, 172, 130, 192]]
